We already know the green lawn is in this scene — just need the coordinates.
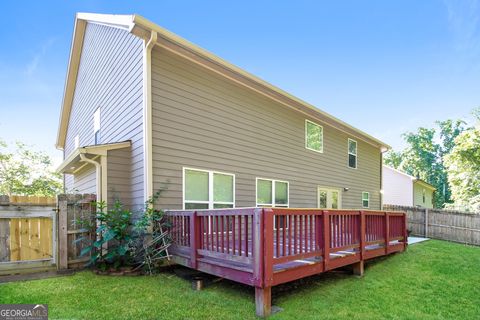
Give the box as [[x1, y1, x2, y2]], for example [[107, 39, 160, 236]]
[[1, 240, 479, 319]]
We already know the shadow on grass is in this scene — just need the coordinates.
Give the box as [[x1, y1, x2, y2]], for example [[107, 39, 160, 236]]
[[168, 253, 396, 307]]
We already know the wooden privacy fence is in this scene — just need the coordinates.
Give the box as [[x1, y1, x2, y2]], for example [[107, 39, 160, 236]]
[[0, 196, 57, 275], [384, 205, 480, 246], [0, 194, 96, 276], [57, 194, 96, 270]]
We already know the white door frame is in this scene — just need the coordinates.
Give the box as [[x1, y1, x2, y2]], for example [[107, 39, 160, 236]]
[[317, 187, 342, 209]]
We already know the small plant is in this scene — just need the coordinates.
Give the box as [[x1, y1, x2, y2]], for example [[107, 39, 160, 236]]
[[131, 191, 172, 274], [77, 200, 135, 271], [75, 190, 171, 273]]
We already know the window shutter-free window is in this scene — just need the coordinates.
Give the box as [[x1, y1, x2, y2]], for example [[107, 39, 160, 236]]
[[348, 139, 357, 169], [306, 120, 323, 153], [257, 179, 273, 206], [362, 192, 369, 208], [275, 181, 288, 206], [185, 170, 209, 209], [184, 168, 235, 209], [93, 108, 101, 144], [256, 178, 289, 207], [213, 173, 234, 208]]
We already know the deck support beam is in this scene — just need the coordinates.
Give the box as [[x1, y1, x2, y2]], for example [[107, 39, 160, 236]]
[[352, 260, 364, 276], [255, 286, 271, 318]]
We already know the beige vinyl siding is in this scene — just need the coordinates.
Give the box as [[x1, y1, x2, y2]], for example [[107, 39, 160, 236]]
[[107, 148, 132, 206], [63, 22, 144, 209], [151, 47, 382, 210]]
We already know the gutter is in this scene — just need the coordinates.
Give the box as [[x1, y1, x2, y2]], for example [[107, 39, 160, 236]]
[[79, 154, 102, 202], [143, 30, 158, 204]]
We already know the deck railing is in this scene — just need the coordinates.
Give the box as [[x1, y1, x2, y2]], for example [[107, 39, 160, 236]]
[[167, 208, 407, 317], [167, 208, 407, 283]]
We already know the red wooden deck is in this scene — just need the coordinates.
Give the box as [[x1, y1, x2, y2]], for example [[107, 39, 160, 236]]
[[166, 208, 407, 317]]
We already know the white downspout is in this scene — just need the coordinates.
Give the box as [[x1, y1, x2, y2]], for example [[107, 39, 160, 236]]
[[80, 154, 102, 202], [143, 30, 158, 204]]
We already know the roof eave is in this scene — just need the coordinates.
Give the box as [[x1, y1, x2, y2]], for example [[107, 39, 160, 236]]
[[131, 14, 390, 150], [56, 13, 135, 150], [57, 13, 391, 151]]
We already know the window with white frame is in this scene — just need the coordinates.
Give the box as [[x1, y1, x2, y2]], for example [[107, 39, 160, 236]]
[[422, 189, 426, 204], [305, 120, 323, 153], [257, 178, 289, 229], [93, 108, 101, 144], [362, 192, 369, 208], [348, 139, 357, 169], [183, 168, 235, 209]]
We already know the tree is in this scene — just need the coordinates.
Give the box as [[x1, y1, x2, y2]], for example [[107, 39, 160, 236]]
[[384, 120, 466, 208], [444, 112, 480, 211], [383, 150, 402, 168], [0, 139, 62, 197]]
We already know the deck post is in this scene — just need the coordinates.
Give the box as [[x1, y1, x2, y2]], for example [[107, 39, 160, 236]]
[[252, 208, 264, 287], [190, 211, 200, 269], [385, 212, 390, 254], [253, 208, 272, 317], [403, 212, 408, 250], [352, 260, 364, 276], [255, 286, 272, 317], [323, 211, 330, 271], [359, 211, 365, 261]]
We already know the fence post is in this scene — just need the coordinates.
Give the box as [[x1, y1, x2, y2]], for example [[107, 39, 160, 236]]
[[323, 211, 330, 271], [57, 194, 68, 270], [424, 208, 429, 238]]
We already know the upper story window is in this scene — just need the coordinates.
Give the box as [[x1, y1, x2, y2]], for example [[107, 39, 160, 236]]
[[183, 168, 235, 209], [93, 108, 101, 144], [305, 120, 323, 153], [362, 192, 370, 208], [348, 139, 357, 169], [422, 189, 426, 203], [256, 178, 289, 207]]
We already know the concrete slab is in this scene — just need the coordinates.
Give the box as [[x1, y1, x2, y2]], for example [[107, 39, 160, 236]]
[[408, 237, 429, 245]]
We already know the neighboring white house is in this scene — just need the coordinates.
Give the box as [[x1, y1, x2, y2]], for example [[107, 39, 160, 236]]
[[382, 165, 436, 208]]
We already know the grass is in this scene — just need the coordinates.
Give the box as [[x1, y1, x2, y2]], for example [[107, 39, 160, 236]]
[[1, 240, 479, 319]]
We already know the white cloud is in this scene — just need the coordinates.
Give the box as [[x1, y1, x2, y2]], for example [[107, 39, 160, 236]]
[[25, 38, 56, 76]]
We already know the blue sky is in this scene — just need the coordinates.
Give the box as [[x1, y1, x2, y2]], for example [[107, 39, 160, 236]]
[[0, 1, 479, 164]]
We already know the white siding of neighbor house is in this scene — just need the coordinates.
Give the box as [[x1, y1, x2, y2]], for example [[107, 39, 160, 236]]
[[150, 46, 383, 210], [63, 22, 144, 209], [382, 165, 413, 206]]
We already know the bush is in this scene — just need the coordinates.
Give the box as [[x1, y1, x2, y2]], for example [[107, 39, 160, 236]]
[[76, 191, 170, 273]]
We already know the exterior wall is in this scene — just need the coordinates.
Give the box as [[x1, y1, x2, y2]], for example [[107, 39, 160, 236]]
[[65, 165, 96, 194], [382, 166, 413, 206], [151, 47, 382, 210], [63, 22, 144, 209], [107, 148, 133, 207], [413, 182, 434, 209]]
